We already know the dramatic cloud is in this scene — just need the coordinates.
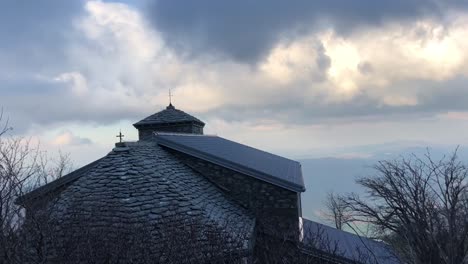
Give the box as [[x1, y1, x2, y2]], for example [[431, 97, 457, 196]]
[[52, 130, 92, 146], [0, 0, 83, 73], [1, 1, 160, 132], [3, 0, 468, 221], [2, 0, 468, 165], [3, 0, 468, 134], [174, 17, 468, 125], [146, 0, 468, 63]]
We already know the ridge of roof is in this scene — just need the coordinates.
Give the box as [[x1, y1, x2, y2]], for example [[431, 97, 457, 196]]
[[155, 133, 305, 192], [133, 104, 205, 127], [17, 142, 144, 204]]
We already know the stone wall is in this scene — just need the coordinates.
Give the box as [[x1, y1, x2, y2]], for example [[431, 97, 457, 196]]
[[138, 123, 203, 140], [166, 148, 301, 234]]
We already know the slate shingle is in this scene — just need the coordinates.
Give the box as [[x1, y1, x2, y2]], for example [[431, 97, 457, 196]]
[[133, 104, 205, 127], [43, 141, 255, 256]]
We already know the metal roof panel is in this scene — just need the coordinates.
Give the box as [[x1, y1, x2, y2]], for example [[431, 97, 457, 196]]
[[155, 133, 305, 192], [302, 219, 400, 264]]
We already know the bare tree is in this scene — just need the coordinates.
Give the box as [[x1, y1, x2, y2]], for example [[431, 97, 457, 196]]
[[346, 149, 468, 264], [0, 137, 41, 263], [0, 108, 12, 138], [34, 150, 73, 188], [0, 111, 73, 264], [323, 192, 352, 230]]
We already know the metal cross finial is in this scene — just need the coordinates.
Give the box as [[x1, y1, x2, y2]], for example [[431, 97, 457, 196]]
[[169, 89, 173, 105], [116, 130, 124, 143]]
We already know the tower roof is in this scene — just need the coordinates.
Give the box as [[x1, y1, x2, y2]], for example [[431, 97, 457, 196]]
[[133, 104, 205, 128]]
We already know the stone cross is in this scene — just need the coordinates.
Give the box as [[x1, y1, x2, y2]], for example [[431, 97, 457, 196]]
[[116, 130, 124, 143]]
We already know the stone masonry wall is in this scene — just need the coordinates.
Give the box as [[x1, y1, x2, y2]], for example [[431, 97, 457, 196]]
[[138, 124, 203, 140], [165, 148, 301, 235]]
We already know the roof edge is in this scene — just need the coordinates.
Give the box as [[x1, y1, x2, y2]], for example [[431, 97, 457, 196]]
[[301, 218, 400, 264], [16, 158, 103, 205], [156, 136, 305, 193]]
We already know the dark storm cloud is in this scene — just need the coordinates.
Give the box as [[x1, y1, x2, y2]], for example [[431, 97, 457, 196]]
[[0, 1, 167, 134], [0, 0, 94, 133], [0, 0, 84, 72], [0, 76, 146, 134], [2, 0, 468, 134], [146, 0, 468, 63]]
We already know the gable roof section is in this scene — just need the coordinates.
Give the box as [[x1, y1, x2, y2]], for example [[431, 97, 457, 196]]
[[302, 218, 400, 264], [18, 141, 256, 255], [133, 104, 205, 127], [17, 158, 103, 204], [155, 133, 305, 192], [50, 142, 256, 253]]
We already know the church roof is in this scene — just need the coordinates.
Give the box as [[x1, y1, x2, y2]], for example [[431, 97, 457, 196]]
[[18, 159, 102, 204], [22, 141, 255, 254], [133, 104, 205, 127], [155, 133, 305, 192], [302, 219, 399, 264]]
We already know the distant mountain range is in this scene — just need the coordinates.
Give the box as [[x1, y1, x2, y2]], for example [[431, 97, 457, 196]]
[[300, 157, 373, 222]]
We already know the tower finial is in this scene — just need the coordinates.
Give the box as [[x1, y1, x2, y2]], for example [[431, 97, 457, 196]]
[[169, 88, 173, 106]]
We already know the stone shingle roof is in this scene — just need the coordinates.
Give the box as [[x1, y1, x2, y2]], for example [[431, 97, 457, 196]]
[[18, 159, 102, 204], [133, 104, 205, 127], [34, 141, 255, 258]]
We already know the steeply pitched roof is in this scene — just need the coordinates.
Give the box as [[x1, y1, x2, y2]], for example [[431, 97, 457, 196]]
[[17, 158, 103, 204], [21, 142, 255, 254], [155, 133, 305, 192], [133, 104, 205, 127], [302, 218, 400, 264]]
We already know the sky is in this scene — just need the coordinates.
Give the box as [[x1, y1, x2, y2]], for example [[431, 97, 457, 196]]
[[2, 0, 468, 220]]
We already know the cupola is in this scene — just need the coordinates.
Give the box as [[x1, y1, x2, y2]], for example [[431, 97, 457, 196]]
[[133, 104, 205, 140]]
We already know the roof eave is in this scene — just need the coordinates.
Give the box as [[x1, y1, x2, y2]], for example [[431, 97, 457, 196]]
[[133, 120, 205, 128], [16, 158, 103, 205], [156, 137, 305, 193]]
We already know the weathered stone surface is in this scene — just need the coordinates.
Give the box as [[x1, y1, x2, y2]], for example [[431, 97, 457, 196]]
[[30, 141, 255, 261], [166, 149, 302, 233]]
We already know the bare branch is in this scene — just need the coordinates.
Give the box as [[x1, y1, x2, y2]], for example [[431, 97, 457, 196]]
[[0, 108, 12, 138], [322, 191, 352, 230], [345, 150, 468, 264]]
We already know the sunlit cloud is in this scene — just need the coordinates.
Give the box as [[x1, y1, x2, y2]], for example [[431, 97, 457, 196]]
[[51, 130, 92, 146], [1, 0, 468, 165]]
